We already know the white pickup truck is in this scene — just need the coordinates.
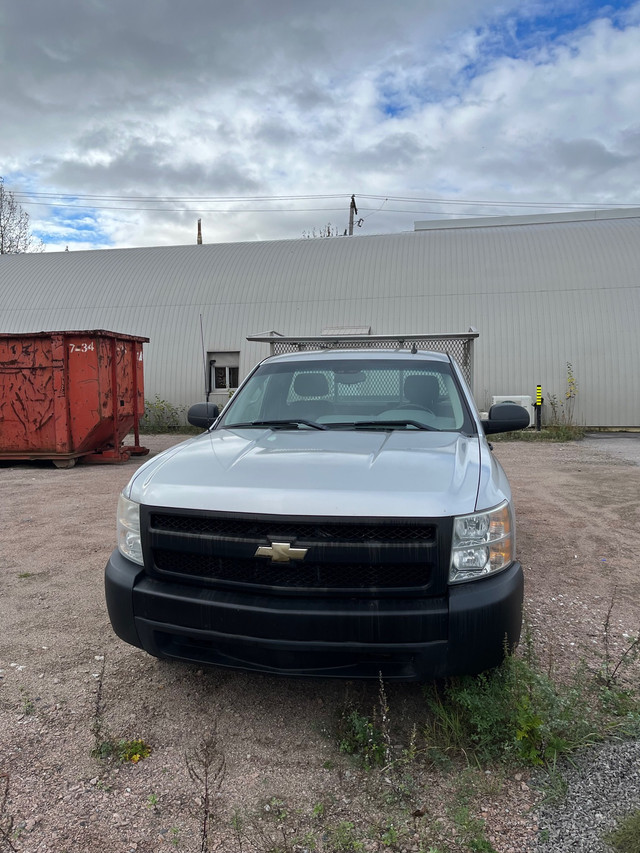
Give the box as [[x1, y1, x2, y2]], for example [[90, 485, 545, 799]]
[[105, 345, 529, 680]]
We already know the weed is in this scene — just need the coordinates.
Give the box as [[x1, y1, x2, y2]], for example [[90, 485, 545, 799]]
[[119, 739, 151, 763], [548, 362, 579, 428], [424, 647, 603, 767], [0, 773, 17, 852], [312, 801, 325, 819], [140, 396, 192, 434], [536, 766, 568, 806], [147, 793, 159, 809], [91, 654, 109, 758], [185, 730, 226, 853], [564, 362, 578, 424], [377, 672, 393, 767], [337, 708, 387, 768], [20, 689, 36, 716], [94, 738, 151, 763], [337, 674, 392, 770], [451, 804, 497, 851], [299, 829, 317, 850], [380, 822, 400, 846], [90, 655, 151, 764], [328, 820, 364, 851], [263, 797, 287, 821], [17, 572, 34, 579], [599, 592, 640, 690], [495, 363, 584, 440], [606, 808, 640, 853], [170, 826, 181, 847], [492, 424, 585, 442]]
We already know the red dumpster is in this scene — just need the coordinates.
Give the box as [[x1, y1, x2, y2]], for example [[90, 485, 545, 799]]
[[0, 330, 149, 467]]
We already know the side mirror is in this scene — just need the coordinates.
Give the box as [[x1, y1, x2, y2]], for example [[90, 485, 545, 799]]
[[481, 403, 530, 435], [188, 402, 220, 429]]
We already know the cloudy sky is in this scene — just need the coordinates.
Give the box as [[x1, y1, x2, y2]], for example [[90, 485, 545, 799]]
[[2, 0, 639, 251]]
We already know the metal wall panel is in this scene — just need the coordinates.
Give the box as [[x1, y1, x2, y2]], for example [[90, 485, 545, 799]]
[[0, 213, 638, 426]]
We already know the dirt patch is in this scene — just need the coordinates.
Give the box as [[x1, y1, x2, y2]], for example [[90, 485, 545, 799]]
[[1, 436, 638, 852]]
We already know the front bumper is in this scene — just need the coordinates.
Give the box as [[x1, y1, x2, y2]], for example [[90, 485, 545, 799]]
[[105, 549, 523, 681]]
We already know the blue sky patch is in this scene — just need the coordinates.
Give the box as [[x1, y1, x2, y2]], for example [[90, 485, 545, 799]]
[[34, 206, 112, 248], [488, 0, 636, 57], [376, 0, 638, 118]]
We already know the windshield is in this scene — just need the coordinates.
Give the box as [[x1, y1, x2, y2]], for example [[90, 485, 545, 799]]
[[217, 358, 474, 432]]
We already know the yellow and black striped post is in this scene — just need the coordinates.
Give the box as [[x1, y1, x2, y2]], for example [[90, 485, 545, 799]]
[[535, 384, 542, 431]]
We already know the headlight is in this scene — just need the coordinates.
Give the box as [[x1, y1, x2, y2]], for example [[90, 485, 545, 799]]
[[449, 501, 514, 583], [117, 493, 143, 565]]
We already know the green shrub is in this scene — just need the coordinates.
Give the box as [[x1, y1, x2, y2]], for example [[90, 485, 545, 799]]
[[337, 708, 387, 769], [424, 651, 602, 767], [140, 396, 188, 433]]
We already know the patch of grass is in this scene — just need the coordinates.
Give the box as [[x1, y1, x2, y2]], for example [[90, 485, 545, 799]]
[[379, 821, 400, 847], [118, 738, 151, 763], [94, 737, 151, 763], [492, 425, 585, 442], [423, 641, 626, 768], [328, 820, 364, 851], [607, 809, 640, 853], [17, 572, 34, 579], [451, 804, 498, 852]]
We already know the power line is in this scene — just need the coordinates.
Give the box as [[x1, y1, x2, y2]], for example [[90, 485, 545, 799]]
[[358, 194, 637, 209], [12, 191, 351, 203], [11, 188, 638, 209], [14, 199, 521, 217], [18, 201, 355, 213]]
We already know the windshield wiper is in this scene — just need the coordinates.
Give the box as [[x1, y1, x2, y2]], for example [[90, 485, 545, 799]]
[[326, 420, 438, 431], [227, 419, 328, 430]]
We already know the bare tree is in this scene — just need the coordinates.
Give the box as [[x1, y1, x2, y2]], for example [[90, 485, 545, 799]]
[[0, 177, 44, 253], [302, 221, 346, 238]]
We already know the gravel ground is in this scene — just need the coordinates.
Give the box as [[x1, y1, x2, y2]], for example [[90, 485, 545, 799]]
[[0, 432, 639, 853], [534, 740, 640, 852]]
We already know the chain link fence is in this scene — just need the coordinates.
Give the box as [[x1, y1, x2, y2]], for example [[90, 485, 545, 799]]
[[247, 332, 478, 387]]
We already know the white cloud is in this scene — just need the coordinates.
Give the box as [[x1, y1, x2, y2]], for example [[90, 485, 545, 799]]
[[1, 0, 639, 250]]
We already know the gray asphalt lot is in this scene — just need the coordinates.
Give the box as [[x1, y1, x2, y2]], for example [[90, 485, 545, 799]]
[[584, 431, 640, 465]]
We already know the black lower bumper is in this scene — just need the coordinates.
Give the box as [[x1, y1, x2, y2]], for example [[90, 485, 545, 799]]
[[105, 549, 523, 681]]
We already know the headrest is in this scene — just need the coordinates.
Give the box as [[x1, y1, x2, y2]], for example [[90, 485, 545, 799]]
[[404, 374, 439, 404], [293, 373, 329, 397]]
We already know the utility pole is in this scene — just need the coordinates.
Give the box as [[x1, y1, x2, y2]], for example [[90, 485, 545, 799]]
[[197, 219, 203, 244], [348, 195, 357, 236]]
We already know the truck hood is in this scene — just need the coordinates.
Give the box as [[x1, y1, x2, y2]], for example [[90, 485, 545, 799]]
[[128, 428, 485, 518]]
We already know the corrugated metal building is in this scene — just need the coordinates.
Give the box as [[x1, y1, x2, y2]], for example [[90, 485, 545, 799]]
[[1, 208, 638, 427]]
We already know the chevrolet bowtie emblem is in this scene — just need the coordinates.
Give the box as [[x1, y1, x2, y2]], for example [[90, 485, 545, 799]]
[[254, 542, 308, 562]]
